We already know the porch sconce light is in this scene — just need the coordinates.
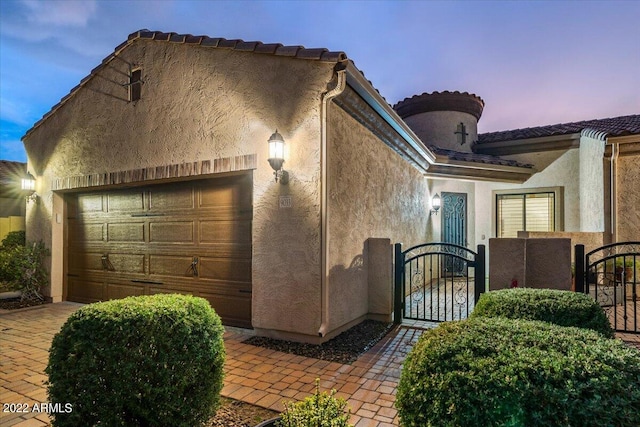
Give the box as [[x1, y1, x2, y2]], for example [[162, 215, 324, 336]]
[[430, 193, 441, 215], [21, 171, 38, 203], [267, 130, 289, 184]]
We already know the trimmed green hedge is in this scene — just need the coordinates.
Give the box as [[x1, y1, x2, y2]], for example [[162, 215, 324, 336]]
[[470, 288, 614, 338], [396, 318, 640, 427], [46, 294, 225, 427]]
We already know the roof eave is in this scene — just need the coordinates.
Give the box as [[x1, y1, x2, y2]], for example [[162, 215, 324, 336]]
[[344, 62, 436, 167], [427, 156, 536, 183], [474, 133, 581, 156]]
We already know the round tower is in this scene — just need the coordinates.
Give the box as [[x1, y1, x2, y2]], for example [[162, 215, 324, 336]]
[[394, 91, 485, 153]]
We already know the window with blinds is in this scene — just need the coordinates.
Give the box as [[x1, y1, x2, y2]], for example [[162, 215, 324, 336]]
[[496, 192, 555, 238]]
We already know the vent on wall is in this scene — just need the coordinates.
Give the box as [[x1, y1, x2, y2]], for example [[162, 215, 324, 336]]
[[129, 69, 142, 101]]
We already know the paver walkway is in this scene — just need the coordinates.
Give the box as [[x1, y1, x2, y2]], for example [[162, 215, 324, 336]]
[[0, 302, 429, 427], [4, 302, 638, 427]]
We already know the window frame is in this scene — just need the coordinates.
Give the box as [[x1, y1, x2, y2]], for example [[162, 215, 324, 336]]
[[493, 186, 564, 238]]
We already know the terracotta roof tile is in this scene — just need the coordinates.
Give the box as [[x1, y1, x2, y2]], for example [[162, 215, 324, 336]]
[[185, 35, 204, 44], [275, 45, 303, 57], [429, 146, 533, 168], [217, 39, 241, 49], [169, 34, 187, 43], [153, 32, 171, 42], [478, 115, 640, 143], [23, 29, 348, 139], [254, 43, 282, 54], [235, 41, 260, 51], [394, 91, 485, 121]]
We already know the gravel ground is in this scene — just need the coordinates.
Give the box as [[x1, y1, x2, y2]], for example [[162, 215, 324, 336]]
[[244, 320, 395, 364], [205, 398, 278, 427], [0, 297, 48, 310]]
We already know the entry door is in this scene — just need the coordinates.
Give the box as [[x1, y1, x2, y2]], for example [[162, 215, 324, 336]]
[[442, 192, 467, 275]]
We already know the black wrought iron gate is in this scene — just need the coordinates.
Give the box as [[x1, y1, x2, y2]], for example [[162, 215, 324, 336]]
[[394, 243, 485, 324], [575, 242, 639, 334]]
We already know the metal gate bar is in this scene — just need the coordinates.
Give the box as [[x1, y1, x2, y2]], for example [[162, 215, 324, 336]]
[[575, 242, 639, 334], [394, 243, 485, 324]]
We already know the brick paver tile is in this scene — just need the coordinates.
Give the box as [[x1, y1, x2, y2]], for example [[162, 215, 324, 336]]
[[1, 303, 438, 426]]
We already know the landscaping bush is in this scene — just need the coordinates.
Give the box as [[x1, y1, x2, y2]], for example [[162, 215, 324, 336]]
[[470, 287, 614, 338], [46, 294, 225, 427], [0, 240, 48, 298], [1, 230, 26, 248], [277, 379, 352, 427], [396, 318, 640, 427]]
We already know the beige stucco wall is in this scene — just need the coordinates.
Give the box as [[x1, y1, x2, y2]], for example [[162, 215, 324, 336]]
[[489, 238, 572, 290], [518, 231, 603, 261], [326, 102, 430, 332], [617, 153, 640, 241], [22, 39, 337, 337], [476, 148, 580, 235]]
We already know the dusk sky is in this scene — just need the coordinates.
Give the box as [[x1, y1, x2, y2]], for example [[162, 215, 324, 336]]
[[1, 0, 639, 162]]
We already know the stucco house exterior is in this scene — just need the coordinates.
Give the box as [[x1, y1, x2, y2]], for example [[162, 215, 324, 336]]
[[21, 29, 639, 342]]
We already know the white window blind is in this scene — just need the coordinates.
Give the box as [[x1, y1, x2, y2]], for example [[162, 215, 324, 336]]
[[497, 192, 555, 238]]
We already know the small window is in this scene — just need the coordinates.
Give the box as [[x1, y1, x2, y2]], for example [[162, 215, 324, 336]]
[[129, 69, 142, 101], [496, 191, 556, 238]]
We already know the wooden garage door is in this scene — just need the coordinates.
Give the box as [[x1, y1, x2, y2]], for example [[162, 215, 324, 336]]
[[66, 173, 253, 328]]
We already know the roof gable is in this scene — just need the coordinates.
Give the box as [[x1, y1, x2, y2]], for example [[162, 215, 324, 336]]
[[22, 29, 348, 140]]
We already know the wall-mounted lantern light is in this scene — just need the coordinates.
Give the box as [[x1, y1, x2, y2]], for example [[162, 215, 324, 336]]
[[430, 193, 441, 215], [21, 171, 39, 203], [267, 130, 289, 184]]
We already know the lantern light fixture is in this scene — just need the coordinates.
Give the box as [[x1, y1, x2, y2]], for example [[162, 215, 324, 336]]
[[430, 193, 441, 215], [267, 130, 289, 184], [21, 171, 38, 202]]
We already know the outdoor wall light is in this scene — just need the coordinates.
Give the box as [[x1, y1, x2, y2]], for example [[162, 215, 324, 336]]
[[430, 193, 441, 215], [267, 130, 289, 184], [21, 171, 38, 203]]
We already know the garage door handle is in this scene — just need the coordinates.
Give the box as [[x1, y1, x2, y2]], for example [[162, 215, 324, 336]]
[[131, 279, 163, 285], [188, 257, 199, 277], [238, 289, 252, 294], [101, 254, 115, 271], [131, 213, 166, 217]]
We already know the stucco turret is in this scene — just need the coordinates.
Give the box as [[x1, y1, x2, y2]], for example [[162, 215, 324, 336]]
[[394, 91, 485, 153]]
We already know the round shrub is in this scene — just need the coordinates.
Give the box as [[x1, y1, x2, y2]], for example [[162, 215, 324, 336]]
[[396, 318, 640, 427], [470, 288, 614, 337], [46, 294, 225, 427], [278, 379, 352, 427]]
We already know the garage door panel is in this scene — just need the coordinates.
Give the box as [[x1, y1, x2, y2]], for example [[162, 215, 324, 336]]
[[66, 173, 253, 327], [106, 253, 146, 274], [107, 283, 145, 300], [77, 194, 104, 215], [200, 220, 251, 244], [150, 221, 194, 243], [199, 257, 251, 282], [198, 178, 252, 210], [69, 222, 104, 243], [107, 222, 145, 242], [195, 243, 252, 259], [107, 191, 145, 213], [149, 254, 195, 277], [200, 291, 251, 328], [149, 186, 194, 211], [68, 251, 105, 273], [67, 278, 104, 302]]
